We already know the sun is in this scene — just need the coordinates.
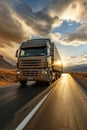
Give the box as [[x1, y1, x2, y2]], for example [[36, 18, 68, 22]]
[[56, 61, 62, 65]]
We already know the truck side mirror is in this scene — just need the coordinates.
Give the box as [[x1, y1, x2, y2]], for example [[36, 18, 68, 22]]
[[15, 49, 19, 57]]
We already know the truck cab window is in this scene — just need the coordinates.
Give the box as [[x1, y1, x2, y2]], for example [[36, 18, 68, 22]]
[[19, 47, 47, 57]]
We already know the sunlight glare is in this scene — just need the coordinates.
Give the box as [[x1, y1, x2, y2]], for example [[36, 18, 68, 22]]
[[56, 61, 62, 65]]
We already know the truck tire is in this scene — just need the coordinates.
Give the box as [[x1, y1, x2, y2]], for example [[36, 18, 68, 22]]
[[47, 72, 52, 85], [19, 81, 27, 85], [55, 72, 58, 80], [59, 72, 61, 78], [55, 72, 59, 80], [56, 72, 61, 79]]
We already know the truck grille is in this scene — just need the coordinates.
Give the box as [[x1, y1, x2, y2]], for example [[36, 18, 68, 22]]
[[22, 69, 39, 76], [20, 59, 42, 68]]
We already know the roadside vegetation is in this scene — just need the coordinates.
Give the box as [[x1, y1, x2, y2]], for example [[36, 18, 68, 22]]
[[0, 68, 16, 87], [70, 72, 87, 92], [70, 72, 87, 80]]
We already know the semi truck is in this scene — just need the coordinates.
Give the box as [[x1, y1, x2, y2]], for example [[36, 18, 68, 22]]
[[16, 38, 63, 85]]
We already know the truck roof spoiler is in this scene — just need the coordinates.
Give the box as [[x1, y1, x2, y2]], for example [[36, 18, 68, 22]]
[[20, 38, 52, 48]]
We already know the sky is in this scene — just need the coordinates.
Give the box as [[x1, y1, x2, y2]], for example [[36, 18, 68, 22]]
[[0, 0, 87, 67]]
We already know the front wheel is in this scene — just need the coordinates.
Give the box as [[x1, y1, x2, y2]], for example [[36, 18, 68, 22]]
[[19, 81, 27, 85]]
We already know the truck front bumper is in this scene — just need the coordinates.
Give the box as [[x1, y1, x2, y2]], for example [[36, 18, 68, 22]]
[[16, 69, 51, 82]]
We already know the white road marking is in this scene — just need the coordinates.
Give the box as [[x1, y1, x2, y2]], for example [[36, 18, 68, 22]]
[[15, 88, 53, 130]]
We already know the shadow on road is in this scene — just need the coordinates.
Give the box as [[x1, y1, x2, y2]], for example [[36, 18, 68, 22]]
[[0, 81, 50, 130]]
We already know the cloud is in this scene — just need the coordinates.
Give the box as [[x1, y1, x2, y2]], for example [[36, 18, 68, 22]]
[[65, 55, 87, 67], [0, 1, 29, 45], [0, 0, 87, 48], [78, 1, 87, 22], [60, 24, 87, 46], [49, 0, 87, 22], [49, 0, 75, 16], [62, 0, 87, 22], [42, 0, 87, 46], [0, 0, 62, 45], [10, 0, 62, 36], [0, 42, 19, 64], [0, 0, 31, 62], [49, 33, 61, 42]]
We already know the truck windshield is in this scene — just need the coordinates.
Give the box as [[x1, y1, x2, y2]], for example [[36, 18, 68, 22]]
[[19, 47, 47, 57]]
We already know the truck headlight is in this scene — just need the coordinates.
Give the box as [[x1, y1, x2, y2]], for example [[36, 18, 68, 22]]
[[42, 70, 47, 75], [16, 71, 21, 75]]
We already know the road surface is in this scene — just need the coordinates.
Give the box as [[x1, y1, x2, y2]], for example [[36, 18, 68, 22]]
[[0, 74, 87, 130], [0, 81, 48, 130]]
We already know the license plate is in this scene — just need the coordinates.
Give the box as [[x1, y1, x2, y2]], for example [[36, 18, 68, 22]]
[[27, 77, 33, 80]]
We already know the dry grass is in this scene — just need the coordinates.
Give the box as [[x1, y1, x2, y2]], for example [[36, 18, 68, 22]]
[[70, 72, 87, 80], [0, 68, 16, 87]]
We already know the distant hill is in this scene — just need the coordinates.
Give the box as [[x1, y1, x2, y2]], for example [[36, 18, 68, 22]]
[[64, 64, 87, 72], [0, 55, 16, 69]]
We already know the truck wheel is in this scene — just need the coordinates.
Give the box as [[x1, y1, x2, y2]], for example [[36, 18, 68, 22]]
[[47, 72, 52, 85], [56, 72, 61, 79], [59, 72, 61, 78], [19, 81, 27, 85], [55, 72, 58, 80]]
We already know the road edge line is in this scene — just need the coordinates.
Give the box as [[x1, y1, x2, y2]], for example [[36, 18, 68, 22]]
[[15, 88, 52, 130]]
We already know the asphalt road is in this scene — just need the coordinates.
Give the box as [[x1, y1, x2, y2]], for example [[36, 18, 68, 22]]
[[0, 74, 87, 130], [0, 81, 49, 130], [24, 74, 87, 130]]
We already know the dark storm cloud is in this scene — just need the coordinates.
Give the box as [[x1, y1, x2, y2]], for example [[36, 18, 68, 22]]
[[61, 24, 87, 45], [0, 1, 28, 46], [0, 0, 62, 58], [63, 32, 87, 42], [0, 0, 87, 48], [10, 0, 61, 35]]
